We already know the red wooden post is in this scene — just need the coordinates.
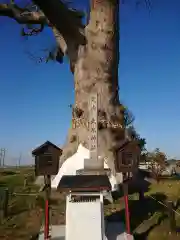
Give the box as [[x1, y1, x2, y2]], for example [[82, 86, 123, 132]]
[[44, 175, 51, 240], [123, 183, 131, 234], [45, 199, 49, 239]]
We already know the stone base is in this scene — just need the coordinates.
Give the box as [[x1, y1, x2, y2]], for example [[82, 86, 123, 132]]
[[38, 223, 134, 240], [76, 168, 111, 176], [38, 225, 65, 240], [105, 222, 134, 240]]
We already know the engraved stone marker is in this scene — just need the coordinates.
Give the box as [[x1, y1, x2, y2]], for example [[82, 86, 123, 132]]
[[84, 93, 104, 171], [89, 93, 98, 162]]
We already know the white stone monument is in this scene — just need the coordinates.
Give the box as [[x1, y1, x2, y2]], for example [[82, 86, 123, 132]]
[[63, 177, 109, 240], [38, 93, 134, 239]]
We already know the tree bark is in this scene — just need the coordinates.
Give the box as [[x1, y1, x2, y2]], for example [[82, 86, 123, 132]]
[[61, 0, 124, 176]]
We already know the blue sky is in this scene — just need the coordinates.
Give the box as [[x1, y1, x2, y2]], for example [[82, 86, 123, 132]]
[[0, 0, 180, 165]]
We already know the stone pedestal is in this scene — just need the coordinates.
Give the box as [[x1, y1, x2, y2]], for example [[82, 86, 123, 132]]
[[76, 168, 111, 176], [38, 223, 134, 240]]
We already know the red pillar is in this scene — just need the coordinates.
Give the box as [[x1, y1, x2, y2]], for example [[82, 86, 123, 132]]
[[44, 175, 51, 240], [123, 183, 131, 234], [44, 200, 49, 239]]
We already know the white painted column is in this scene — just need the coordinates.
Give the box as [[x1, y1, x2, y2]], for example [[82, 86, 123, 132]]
[[66, 192, 104, 240]]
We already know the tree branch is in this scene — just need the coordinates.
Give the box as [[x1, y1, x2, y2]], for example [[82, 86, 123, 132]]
[[32, 0, 86, 71], [51, 26, 80, 72], [33, 0, 85, 44], [0, 0, 86, 71], [21, 24, 45, 36], [0, 3, 48, 25]]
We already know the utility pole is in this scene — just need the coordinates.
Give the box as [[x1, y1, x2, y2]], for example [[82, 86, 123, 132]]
[[0, 149, 1, 167], [18, 153, 22, 167], [0, 148, 6, 167], [2, 149, 5, 167]]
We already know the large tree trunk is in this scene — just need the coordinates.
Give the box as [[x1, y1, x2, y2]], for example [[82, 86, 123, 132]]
[[0, 0, 124, 185], [61, 0, 124, 176]]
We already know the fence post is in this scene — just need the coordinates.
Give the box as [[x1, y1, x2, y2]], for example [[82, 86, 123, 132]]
[[167, 200, 176, 232], [3, 188, 9, 218]]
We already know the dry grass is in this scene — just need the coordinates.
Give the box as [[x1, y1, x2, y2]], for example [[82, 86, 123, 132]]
[[0, 166, 67, 239], [0, 166, 42, 239]]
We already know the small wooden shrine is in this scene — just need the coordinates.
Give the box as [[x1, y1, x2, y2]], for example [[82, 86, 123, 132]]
[[32, 140, 62, 176], [32, 141, 62, 239], [114, 139, 141, 178]]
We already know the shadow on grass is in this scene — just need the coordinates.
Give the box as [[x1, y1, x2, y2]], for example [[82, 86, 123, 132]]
[[133, 214, 167, 240], [112, 175, 151, 200], [30, 233, 39, 240], [112, 169, 180, 202], [106, 192, 169, 239], [50, 198, 61, 205], [0, 170, 16, 176], [8, 205, 28, 217], [8, 196, 38, 216]]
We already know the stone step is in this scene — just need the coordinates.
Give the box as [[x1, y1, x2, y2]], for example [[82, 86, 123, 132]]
[[38, 223, 134, 240]]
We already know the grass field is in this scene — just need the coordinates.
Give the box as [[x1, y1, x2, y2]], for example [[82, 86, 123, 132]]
[[0, 167, 180, 239], [0, 167, 42, 239]]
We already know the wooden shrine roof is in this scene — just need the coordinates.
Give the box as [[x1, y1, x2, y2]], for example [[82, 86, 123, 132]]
[[32, 141, 62, 156], [57, 175, 111, 192]]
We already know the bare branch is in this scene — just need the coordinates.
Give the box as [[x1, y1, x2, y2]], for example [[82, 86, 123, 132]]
[[0, 3, 48, 25], [52, 27, 67, 56], [0, 0, 86, 71], [32, 0, 86, 71], [51, 26, 80, 72], [21, 23, 44, 36], [33, 0, 86, 44]]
